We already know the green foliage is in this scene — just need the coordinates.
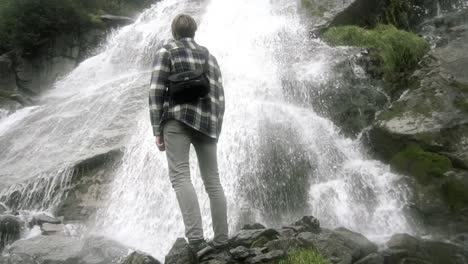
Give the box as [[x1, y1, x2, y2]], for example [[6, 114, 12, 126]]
[[278, 249, 330, 264], [0, 0, 152, 55], [0, 0, 91, 55], [322, 24, 429, 81], [390, 144, 453, 185]]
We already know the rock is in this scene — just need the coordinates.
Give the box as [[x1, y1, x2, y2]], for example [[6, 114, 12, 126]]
[[296, 228, 377, 264], [229, 246, 251, 260], [354, 253, 384, 264], [282, 226, 307, 233], [165, 238, 196, 264], [242, 223, 266, 230], [40, 223, 64, 235], [265, 238, 304, 252], [230, 229, 280, 247], [100, 15, 135, 26], [277, 228, 295, 238], [247, 250, 285, 264], [0, 215, 24, 251], [334, 227, 378, 257], [328, 0, 465, 30], [29, 213, 61, 227], [7, 235, 128, 264], [121, 251, 161, 264], [0, 203, 8, 214], [384, 233, 468, 264], [0, 253, 38, 264], [292, 216, 321, 233]]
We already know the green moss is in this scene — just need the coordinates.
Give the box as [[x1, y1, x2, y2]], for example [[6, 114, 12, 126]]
[[322, 24, 429, 82], [278, 249, 330, 264], [391, 144, 453, 185]]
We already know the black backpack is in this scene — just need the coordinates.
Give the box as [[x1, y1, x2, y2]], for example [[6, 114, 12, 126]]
[[167, 48, 210, 104]]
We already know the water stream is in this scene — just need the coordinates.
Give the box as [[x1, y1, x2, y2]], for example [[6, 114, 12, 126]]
[[0, 0, 412, 260]]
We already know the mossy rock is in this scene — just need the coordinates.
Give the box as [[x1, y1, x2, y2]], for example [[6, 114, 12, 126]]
[[390, 144, 453, 185], [442, 171, 468, 210], [322, 24, 429, 83], [278, 249, 330, 264]]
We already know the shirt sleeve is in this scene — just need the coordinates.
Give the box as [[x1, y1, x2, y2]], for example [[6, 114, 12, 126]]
[[149, 47, 171, 137], [212, 56, 225, 137]]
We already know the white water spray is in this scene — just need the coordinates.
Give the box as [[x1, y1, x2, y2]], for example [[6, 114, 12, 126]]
[[0, 0, 412, 260]]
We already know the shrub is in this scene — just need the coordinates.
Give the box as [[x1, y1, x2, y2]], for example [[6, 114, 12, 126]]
[[322, 24, 429, 81], [0, 0, 90, 55], [278, 249, 330, 264]]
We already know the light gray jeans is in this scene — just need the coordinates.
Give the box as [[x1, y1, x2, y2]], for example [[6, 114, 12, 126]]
[[163, 119, 228, 245]]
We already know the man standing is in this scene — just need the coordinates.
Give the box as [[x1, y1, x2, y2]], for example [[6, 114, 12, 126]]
[[148, 14, 228, 253]]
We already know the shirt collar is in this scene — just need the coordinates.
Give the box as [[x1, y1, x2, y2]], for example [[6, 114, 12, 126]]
[[179, 37, 195, 42]]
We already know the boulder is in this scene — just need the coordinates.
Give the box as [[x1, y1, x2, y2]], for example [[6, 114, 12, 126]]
[[383, 233, 468, 264], [328, 0, 466, 29], [229, 246, 251, 260], [7, 235, 129, 264], [0, 215, 24, 251], [297, 228, 378, 264], [121, 251, 161, 264], [292, 216, 321, 233], [164, 238, 196, 264], [40, 223, 65, 236], [28, 213, 61, 227], [242, 223, 266, 230], [230, 229, 280, 247], [354, 253, 384, 264], [0, 253, 38, 264], [247, 250, 285, 264], [334, 227, 378, 257], [0, 203, 8, 214]]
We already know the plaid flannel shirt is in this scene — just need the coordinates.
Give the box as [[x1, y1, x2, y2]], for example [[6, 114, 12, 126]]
[[149, 38, 225, 139]]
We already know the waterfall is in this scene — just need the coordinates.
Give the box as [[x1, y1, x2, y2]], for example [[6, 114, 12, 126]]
[[0, 0, 412, 261]]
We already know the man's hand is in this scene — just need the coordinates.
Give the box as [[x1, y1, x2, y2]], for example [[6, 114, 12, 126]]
[[155, 136, 165, 152]]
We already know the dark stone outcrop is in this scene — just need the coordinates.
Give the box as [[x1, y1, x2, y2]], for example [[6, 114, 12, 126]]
[[383, 233, 468, 264], [0, 215, 24, 252], [121, 251, 161, 264], [165, 238, 197, 264], [6, 235, 129, 264]]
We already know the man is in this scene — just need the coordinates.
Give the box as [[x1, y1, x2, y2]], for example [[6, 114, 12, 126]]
[[148, 14, 228, 254]]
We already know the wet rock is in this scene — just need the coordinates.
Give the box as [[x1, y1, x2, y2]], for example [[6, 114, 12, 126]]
[[0, 215, 24, 251], [334, 227, 378, 258], [277, 228, 295, 238], [296, 228, 377, 264], [282, 225, 307, 233], [100, 15, 135, 27], [265, 238, 304, 252], [230, 229, 280, 247], [7, 235, 128, 264], [292, 216, 321, 233], [229, 246, 251, 260], [28, 213, 61, 227], [0, 203, 8, 214], [242, 223, 266, 230], [165, 238, 196, 264], [354, 253, 384, 264], [384, 233, 468, 264], [40, 223, 64, 235], [247, 250, 285, 264], [121, 251, 161, 264], [0, 253, 38, 264]]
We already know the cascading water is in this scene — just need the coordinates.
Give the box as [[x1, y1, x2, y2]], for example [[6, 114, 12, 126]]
[[94, 0, 411, 259], [0, 0, 413, 261]]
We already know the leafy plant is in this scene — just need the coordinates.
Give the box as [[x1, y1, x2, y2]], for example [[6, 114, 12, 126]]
[[322, 24, 429, 82]]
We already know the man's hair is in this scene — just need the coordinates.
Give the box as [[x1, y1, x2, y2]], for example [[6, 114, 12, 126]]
[[171, 14, 197, 39]]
